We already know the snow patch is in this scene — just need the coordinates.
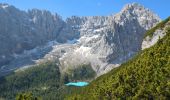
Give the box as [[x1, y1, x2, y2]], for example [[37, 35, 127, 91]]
[[78, 35, 100, 43], [75, 46, 91, 57], [59, 52, 68, 61], [1, 5, 9, 9], [33, 17, 37, 23], [93, 28, 104, 32]]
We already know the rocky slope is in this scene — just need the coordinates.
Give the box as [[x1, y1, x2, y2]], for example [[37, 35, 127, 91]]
[[67, 17, 170, 100], [0, 3, 77, 67], [0, 3, 160, 76], [51, 3, 161, 75]]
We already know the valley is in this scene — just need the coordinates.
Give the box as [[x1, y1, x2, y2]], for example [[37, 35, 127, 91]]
[[0, 2, 169, 100]]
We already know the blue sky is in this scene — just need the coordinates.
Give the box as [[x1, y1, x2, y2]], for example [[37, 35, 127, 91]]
[[0, 0, 169, 19]]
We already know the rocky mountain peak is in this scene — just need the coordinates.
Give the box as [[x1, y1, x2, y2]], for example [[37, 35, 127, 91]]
[[122, 2, 144, 11], [53, 3, 161, 75], [120, 2, 154, 16], [0, 3, 10, 9], [113, 3, 160, 30], [0, 3, 19, 12], [0, 3, 161, 76]]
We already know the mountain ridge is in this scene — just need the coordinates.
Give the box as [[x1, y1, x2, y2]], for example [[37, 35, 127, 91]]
[[0, 3, 169, 100], [0, 3, 160, 76], [0, 16, 168, 100], [56, 2, 160, 75], [66, 17, 170, 100]]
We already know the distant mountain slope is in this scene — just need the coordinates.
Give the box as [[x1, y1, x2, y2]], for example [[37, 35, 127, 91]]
[[0, 3, 160, 77], [59, 3, 160, 75], [0, 3, 169, 100], [0, 3, 77, 67], [67, 17, 170, 99]]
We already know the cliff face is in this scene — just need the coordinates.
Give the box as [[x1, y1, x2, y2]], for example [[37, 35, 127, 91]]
[[67, 17, 170, 100], [0, 3, 160, 76], [0, 4, 77, 66], [58, 3, 160, 75]]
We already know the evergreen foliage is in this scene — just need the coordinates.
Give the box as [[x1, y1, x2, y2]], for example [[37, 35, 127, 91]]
[[0, 61, 61, 99], [1, 17, 170, 100], [63, 64, 96, 83], [67, 18, 170, 100], [15, 93, 41, 100], [0, 62, 95, 99]]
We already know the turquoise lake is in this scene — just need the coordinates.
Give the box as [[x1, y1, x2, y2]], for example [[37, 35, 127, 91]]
[[65, 82, 89, 87]]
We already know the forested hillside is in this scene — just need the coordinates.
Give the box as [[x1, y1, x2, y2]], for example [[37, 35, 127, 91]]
[[0, 61, 95, 100], [66, 17, 170, 100], [0, 62, 61, 99]]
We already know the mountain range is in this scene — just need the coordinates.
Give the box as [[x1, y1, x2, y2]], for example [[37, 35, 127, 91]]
[[67, 16, 170, 100], [0, 3, 160, 77], [0, 2, 170, 100]]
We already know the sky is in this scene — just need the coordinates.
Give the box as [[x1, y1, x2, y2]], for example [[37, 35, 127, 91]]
[[0, 0, 169, 20]]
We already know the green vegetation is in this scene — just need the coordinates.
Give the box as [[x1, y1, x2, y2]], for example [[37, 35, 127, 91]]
[[63, 64, 96, 83], [0, 61, 96, 99], [67, 19, 170, 99], [0, 61, 61, 99], [144, 16, 170, 38], [16, 93, 41, 100], [1, 17, 170, 100]]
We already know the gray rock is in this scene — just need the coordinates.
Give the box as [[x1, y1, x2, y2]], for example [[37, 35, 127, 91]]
[[0, 3, 161, 76], [0, 3, 77, 67], [48, 3, 161, 75]]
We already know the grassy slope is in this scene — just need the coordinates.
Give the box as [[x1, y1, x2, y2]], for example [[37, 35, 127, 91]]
[[67, 19, 170, 100]]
